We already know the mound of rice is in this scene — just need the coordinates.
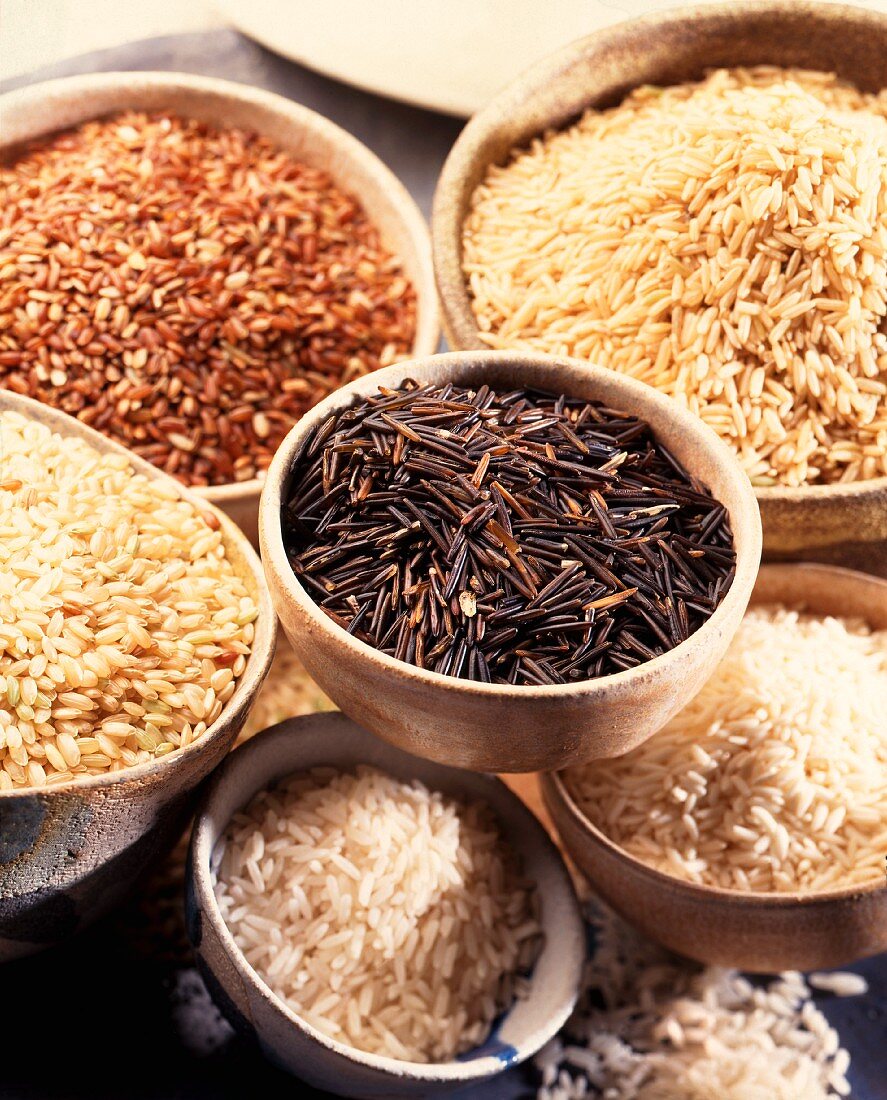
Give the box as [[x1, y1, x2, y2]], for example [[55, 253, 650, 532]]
[[463, 67, 887, 487], [535, 902, 857, 1099], [565, 607, 887, 892], [213, 766, 540, 1061], [0, 409, 256, 788]]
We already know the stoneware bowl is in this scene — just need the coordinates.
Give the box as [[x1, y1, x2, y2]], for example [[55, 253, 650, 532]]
[[432, 0, 887, 577], [0, 70, 440, 546], [0, 390, 276, 962], [542, 562, 887, 973], [186, 711, 584, 1097], [259, 349, 762, 773]]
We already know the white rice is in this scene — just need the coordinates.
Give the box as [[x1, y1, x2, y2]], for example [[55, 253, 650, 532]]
[[213, 765, 541, 1062], [534, 902, 855, 1099], [565, 606, 887, 893], [809, 972, 869, 997]]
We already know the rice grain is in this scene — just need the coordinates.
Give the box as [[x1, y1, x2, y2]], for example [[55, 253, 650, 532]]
[[464, 68, 887, 487]]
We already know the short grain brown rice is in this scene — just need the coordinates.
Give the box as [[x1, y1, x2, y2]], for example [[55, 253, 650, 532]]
[[0, 410, 257, 789], [463, 68, 887, 487], [214, 766, 540, 1062], [0, 111, 417, 487]]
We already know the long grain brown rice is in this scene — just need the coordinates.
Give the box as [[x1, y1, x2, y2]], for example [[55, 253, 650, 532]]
[[463, 68, 887, 487]]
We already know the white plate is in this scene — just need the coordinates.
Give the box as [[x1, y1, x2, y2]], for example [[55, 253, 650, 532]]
[[217, 0, 719, 117]]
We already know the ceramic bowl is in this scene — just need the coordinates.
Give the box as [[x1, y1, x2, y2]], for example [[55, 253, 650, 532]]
[[0, 390, 276, 961], [542, 562, 887, 973], [0, 70, 440, 546], [186, 711, 584, 1097], [259, 349, 762, 773], [431, 0, 887, 577]]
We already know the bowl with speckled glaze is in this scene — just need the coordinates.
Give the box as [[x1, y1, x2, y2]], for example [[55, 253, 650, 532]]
[[0, 390, 276, 962], [432, 1, 887, 577], [186, 711, 584, 1098]]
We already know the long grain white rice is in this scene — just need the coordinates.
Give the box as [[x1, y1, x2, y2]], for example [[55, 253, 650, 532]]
[[463, 67, 887, 487], [564, 606, 887, 893], [535, 901, 854, 1099], [808, 971, 869, 997], [213, 765, 540, 1062], [0, 410, 257, 788]]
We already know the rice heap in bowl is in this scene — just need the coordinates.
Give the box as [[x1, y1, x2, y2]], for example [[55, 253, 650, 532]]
[[463, 68, 887, 487], [0, 409, 257, 789], [213, 766, 541, 1062], [564, 606, 887, 894]]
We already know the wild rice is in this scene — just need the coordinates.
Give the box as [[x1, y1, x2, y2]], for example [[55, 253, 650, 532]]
[[535, 901, 854, 1098], [283, 380, 735, 685], [564, 606, 887, 893], [214, 766, 540, 1062], [0, 111, 417, 487], [463, 68, 887, 487], [0, 410, 257, 789]]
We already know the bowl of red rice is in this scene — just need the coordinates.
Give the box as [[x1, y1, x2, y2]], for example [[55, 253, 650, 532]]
[[0, 71, 440, 544]]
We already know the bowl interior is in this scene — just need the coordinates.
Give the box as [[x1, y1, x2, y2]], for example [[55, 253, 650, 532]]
[[189, 711, 584, 1083], [0, 388, 276, 795], [553, 562, 887, 905]]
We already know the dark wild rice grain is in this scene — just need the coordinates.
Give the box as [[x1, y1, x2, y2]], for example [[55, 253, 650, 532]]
[[283, 381, 736, 686]]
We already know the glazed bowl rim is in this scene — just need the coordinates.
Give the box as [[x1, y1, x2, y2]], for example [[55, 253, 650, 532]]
[[259, 348, 762, 699], [0, 389, 277, 797], [187, 711, 585, 1085]]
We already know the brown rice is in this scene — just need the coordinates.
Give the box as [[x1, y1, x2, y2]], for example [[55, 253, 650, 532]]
[[0, 409, 257, 789], [463, 68, 887, 487]]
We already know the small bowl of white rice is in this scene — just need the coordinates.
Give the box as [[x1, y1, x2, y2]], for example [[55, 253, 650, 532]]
[[186, 711, 584, 1097]]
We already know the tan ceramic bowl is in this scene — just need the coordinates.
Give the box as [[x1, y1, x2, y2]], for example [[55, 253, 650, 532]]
[[0, 71, 440, 546], [187, 713, 584, 1098], [0, 390, 276, 961], [542, 563, 887, 973], [432, 0, 887, 577], [259, 350, 762, 773]]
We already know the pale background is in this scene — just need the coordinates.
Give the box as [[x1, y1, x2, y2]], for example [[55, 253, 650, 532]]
[[4, 0, 885, 109]]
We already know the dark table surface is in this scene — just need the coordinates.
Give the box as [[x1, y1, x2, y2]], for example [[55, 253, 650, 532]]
[[2, 30, 886, 1100]]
